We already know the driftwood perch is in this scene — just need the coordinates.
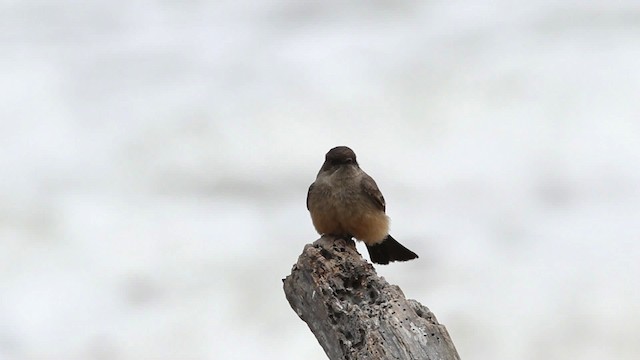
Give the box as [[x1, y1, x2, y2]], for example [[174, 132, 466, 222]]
[[283, 235, 460, 360]]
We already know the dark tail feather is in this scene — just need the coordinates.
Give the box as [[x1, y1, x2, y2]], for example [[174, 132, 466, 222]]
[[366, 235, 418, 265]]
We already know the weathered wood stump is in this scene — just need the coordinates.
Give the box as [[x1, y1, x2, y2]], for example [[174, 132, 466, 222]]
[[283, 235, 460, 360]]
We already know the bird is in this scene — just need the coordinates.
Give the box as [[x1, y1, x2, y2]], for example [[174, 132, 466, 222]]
[[306, 146, 418, 264]]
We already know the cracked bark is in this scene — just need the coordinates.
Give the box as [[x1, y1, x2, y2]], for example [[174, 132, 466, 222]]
[[283, 235, 460, 360]]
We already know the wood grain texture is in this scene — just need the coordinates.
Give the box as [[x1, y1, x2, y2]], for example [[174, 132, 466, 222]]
[[283, 235, 460, 360]]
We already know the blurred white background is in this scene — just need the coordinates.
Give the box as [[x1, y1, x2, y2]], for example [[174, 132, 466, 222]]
[[1, 1, 639, 359]]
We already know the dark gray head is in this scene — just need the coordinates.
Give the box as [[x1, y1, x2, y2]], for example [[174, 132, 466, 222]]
[[319, 146, 359, 173]]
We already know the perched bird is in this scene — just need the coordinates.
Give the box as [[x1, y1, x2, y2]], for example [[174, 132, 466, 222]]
[[306, 146, 418, 264]]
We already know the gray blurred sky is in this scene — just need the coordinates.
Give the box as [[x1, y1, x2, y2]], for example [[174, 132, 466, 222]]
[[1, 1, 639, 359]]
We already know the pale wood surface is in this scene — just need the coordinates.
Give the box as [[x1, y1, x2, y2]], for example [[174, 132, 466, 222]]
[[283, 235, 461, 360]]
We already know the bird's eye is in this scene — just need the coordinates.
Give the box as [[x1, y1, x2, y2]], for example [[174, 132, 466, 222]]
[[329, 157, 354, 165]]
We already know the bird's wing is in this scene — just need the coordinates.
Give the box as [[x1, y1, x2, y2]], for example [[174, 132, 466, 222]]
[[361, 174, 386, 212], [306, 183, 314, 210]]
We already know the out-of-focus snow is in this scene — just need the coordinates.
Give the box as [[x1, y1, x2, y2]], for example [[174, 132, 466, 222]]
[[1, 1, 639, 359]]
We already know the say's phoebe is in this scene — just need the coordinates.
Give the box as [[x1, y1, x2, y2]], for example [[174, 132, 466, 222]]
[[307, 146, 418, 264]]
